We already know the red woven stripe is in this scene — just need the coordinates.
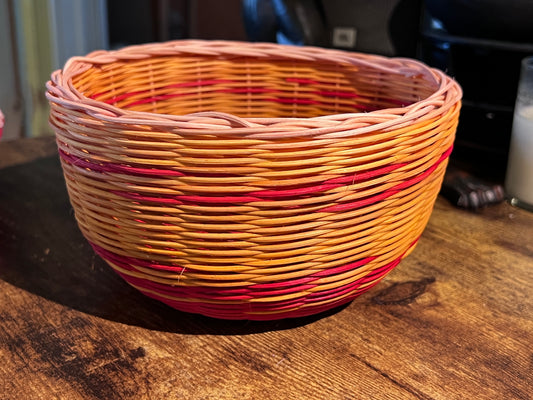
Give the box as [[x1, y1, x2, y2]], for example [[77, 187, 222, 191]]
[[320, 145, 453, 213], [175, 194, 263, 203], [92, 242, 376, 294], [285, 78, 320, 85], [393, 146, 452, 191], [92, 79, 234, 106], [315, 91, 411, 107], [124, 93, 189, 108], [324, 163, 408, 185], [250, 163, 407, 198], [59, 149, 185, 177], [316, 90, 360, 99], [91, 236, 415, 306], [91, 90, 149, 105], [60, 145, 451, 208], [351, 103, 379, 111], [110, 190, 184, 204], [236, 256, 376, 297], [93, 244, 187, 272], [250, 182, 342, 198], [107, 244, 411, 320], [251, 276, 318, 290], [90, 78, 410, 112], [309, 256, 376, 278], [60, 150, 243, 179], [283, 77, 411, 107], [165, 79, 233, 88], [217, 88, 280, 94], [267, 97, 321, 105], [320, 189, 401, 213], [93, 240, 384, 303], [60, 150, 409, 205]]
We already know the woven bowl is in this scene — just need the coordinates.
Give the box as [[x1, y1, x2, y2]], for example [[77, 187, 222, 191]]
[[46, 40, 461, 320]]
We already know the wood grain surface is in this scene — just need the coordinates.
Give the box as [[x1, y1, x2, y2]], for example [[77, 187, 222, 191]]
[[0, 137, 531, 400]]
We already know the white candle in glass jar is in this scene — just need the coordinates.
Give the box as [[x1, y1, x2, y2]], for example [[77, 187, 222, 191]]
[[505, 105, 533, 207]]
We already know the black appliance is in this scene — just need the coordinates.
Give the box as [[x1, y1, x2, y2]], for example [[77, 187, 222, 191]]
[[243, 0, 533, 182], [421, 0, 533, 181]]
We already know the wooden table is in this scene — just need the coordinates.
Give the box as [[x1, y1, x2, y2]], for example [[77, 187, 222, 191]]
[[1, 137, 531, 400]]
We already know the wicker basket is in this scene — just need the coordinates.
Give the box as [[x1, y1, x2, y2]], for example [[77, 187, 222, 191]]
[[46, 40, 461, 320]]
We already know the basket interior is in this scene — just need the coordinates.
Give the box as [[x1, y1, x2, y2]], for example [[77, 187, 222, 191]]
[[73, 55, 436, 119]]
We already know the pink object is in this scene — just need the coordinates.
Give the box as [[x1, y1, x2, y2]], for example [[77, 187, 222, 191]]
[[0, 109, 4, 138]]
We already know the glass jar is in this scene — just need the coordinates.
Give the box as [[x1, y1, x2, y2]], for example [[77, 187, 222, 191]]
[[505, 56, 533, 211]]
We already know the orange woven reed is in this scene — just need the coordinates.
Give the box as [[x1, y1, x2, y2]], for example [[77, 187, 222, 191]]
[[46, 40, 462, 320]]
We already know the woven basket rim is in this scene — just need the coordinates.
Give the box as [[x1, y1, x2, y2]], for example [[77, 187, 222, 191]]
[[45, 39, 462, 136]]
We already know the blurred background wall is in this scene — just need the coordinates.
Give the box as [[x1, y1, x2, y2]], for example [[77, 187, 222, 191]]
[[0, 0, 246, 141], [0, 0, 108, 140]]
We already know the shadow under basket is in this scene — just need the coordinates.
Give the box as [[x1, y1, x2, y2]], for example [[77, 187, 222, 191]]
[[46, 40, 462, 320]]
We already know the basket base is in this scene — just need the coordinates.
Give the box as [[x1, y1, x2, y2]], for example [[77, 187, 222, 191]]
[[131, 281, 380, 321], [101, 251, 406, 321]]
